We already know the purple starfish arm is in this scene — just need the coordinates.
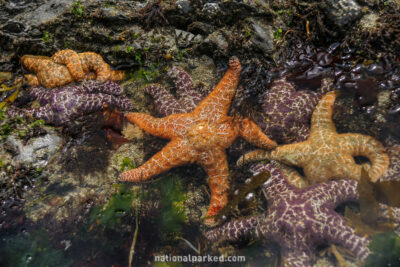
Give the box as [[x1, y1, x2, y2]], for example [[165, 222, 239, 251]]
[[167, 66, 203, 111], [207, 161, 370, 266], [254, 77, 334, 144], [144, 84, 186, 116], [8, 83, 133, 126], [311, 179, 358, 208], [205, 215, 262, 242], [30, 87, 51, 104], [81, 80, 124, 95]]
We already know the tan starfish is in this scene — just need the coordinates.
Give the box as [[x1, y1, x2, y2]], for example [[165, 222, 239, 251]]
[[21, 50, 125, 88], [120, 57, 277, 225], [238, 91, 389, 183]]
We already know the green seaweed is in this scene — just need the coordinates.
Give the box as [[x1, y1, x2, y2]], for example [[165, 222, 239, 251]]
[[120, 157, 136, 172], [0, 229, 72, 267], [151, 175, 187, 236], [88, 184, 136, 228], [71, 1, 83, 17], [364, 231, 400, 267]]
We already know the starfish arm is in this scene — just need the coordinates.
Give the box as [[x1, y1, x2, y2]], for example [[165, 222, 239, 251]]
[[198, 150, 230, 225], [82, 80, 123, 95], [51, 49, 85, 82], [7, 105, 56, 124], [310, 91, 338, 136], [119, 139, 194, 182], [250, 162, 307, 188], [317, 77, 335, 96], [258, 162, 292, 199], [311, 179, 358, 207], [79, 93, 133, 112], [24, 74, 40, 87], [281, 248, 314, 267], [109, 70, 126, 81], [237, 142, 308, 167], [278, 163, 308, 188], [167, 66, 203, 111], [319, 214, 370, 261], [145, 83, 187, 116], [125, 112, 192, 139], [205, 215, 261, 242], [239, 118, 277, 150], [79, 52, 111, 83], [20, 55, 50, 73], [293, 124, 310, 143], [340, 133, 390, 182], [194, 56, 241, 118]]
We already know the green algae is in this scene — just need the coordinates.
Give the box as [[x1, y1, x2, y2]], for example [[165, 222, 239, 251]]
[[364, 231, 400, 267], [88, 184, 136, 229], [151, 175, 188, 236], [0, 229, 72, 267], [120, 157, 136, 172]]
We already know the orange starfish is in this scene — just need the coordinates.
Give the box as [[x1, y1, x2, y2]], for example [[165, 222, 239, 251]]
[[121, 57, 277, 225], [21, 50, 125, 88], [238, 91, 390, 183]]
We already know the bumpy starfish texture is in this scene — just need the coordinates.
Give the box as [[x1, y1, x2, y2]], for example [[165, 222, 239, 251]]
[[121, 57, 277, 225], [144, 66, 204, 116], [238, 91, 389, 183], [21, 49, 125, 88], [7, 80, 133, 126], [253, 77, 334, 144], [206, 162, 370, 267]]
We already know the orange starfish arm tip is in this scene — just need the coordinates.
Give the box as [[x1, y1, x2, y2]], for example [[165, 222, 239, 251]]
[[119, 140, 193, 182], [239, 118, 277, 150]]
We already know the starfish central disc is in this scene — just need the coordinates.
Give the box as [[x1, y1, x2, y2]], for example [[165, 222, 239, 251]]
[[120, 57, 276, 225]]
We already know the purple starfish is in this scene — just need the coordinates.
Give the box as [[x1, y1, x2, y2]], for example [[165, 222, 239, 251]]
[[7, 80, 133, 126], [206, 161, 370, 267], [145, 66, 204, 116], [252, 77, 334, 144]]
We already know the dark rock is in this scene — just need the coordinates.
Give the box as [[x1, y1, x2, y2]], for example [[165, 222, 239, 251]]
[[248, 18, 274, 54], [187, 21, 215, 35], [324, 0, 362, 28], [176, 0, 192, 14], [175, 29, 203, 48]]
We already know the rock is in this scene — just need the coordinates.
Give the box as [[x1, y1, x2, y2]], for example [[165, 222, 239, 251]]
[[175, 29, 203, 48], [324, 0, 362, 28], [6, 132, 63, 169], [202, 2, 221, 20], [176, 0, 192, 14], [202, 30, 229, 55], [248, 18, 275, 54], [12, 0, 73, 30], [187, 21, 215, 35]]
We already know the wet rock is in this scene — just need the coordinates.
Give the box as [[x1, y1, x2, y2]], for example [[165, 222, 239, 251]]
[[12, 0, 73, 30], [6, 131, 63, 169], [324, 0, 362, 28], [175, 29, 203, 48], [1, 20, 25, 33], [247, 18, 274, 54], [202, 30, 229, 55], [91, 6, 132, 22], [202, 2, 221, 20], [176, 0, 192, 14], [187, 21, 215, 35]]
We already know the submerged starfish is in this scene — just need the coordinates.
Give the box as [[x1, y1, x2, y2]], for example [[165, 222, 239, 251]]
[[144, 65, 204, 116], [238, 91, 389, 183], [253, 77, 334, 144], [206, 161, 370, 266], [121, 57, 277, 225], [7, 80, 133, 126], [21, 49, 125, 88]]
